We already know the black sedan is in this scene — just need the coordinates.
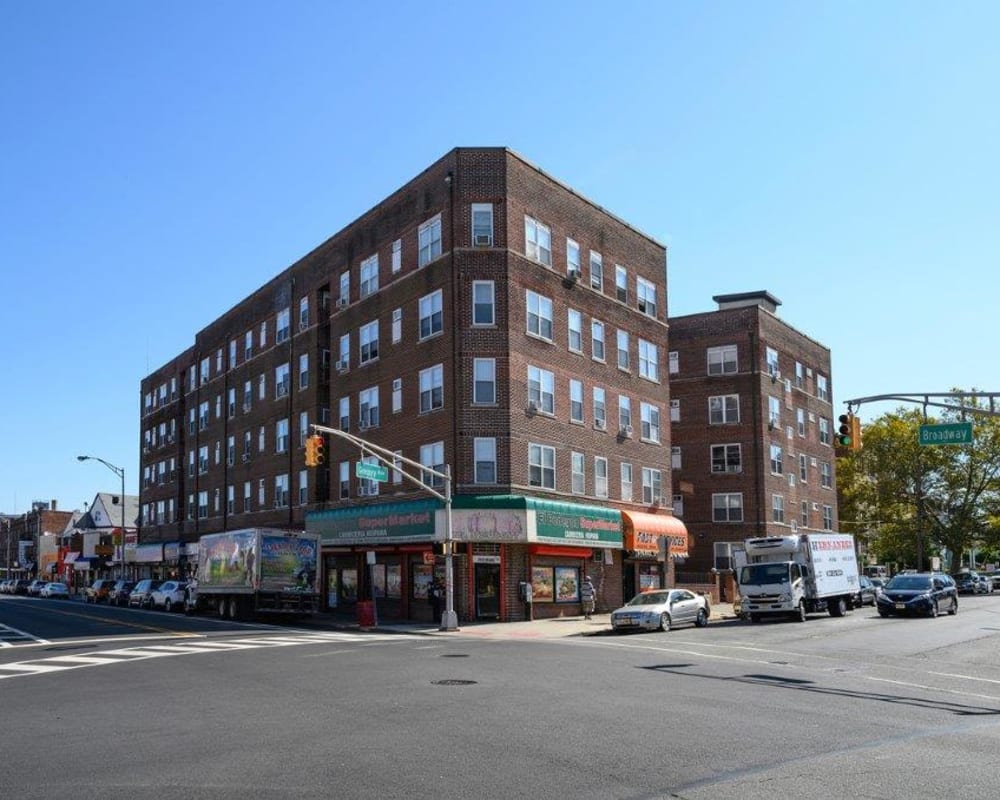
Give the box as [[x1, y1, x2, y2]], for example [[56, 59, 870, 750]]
[[854, 575, 878, 607], [876, 573, 957, 618]]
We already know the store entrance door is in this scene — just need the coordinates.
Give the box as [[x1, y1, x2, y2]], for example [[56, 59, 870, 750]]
[[622, 563, 637, 603], [475, 563, 500, 620]]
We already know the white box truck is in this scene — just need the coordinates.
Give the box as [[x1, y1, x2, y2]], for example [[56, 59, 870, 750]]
[[734, 533, 860, 623], [187, 528, 320, 620]]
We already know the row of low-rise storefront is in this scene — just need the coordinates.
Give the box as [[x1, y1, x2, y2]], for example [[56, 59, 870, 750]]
[[306, 495, 691, 624]]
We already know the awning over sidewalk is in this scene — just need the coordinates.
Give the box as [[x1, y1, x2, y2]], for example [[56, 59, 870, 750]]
[[621, 511, 691, 559]]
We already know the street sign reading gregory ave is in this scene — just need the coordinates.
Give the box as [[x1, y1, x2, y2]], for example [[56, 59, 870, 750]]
[[355, 462, 389, 481], [919, 422, 973, 446]]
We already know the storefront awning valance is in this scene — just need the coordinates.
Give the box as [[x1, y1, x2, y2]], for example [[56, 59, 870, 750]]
[[451, 495, 622, 548], [528, 544, 594, 559], [621, 511, 691, 558]]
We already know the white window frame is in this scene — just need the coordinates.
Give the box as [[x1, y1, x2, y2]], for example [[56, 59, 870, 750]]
[[526, 290, 554, 341], [474, 437, 497, 484], [419, 289, 443, 340], [527, 366, 555, 415], [419, 364, 444, 413], [709, 394, 740, 424], [418, 214, 442, 267], [528, 443, 555, 489], [472, 281, 495, 326], [524, 216, 552, 266], [474, 358, 496, 405]]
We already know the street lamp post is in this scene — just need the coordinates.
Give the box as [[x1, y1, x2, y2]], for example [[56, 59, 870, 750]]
[[77, 455, 126, 580]]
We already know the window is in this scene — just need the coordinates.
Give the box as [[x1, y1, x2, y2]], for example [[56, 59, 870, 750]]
[[198, 446, 208, 474], [258, 373, 266, 400], [274, 474, 289, 508], [528, 443, 555, 488], [392, 308, 402, 344], [227, 388, 236, 418], [392, 451, 403, 484], [198, 401, 209, 430], [474, 358, 495, 404], [474, 437, 497, 484], [244, 331, 253, 361], [620, 463, 633, 501], [525, 216, 551, 266], [392, 378, 402, 413], [795, 361, 804, 388], [198, 491, 208, 519], [226, 485, 234, 515], [709, 394, 740, 424], [215, 394, 222, 420], [591, 320, 605, 361], [338, 333, 350, 369], [640, 402, 661, 443], [589, 250, 603, 290], [770, 444, 783, 475], [671, 446, 682, 470], [799, 454, 808, 482], [229, 340, 237, 369], [359, 386, 380, 429], [569, 380, 584, 423], [797, 408, 806, 437], [713, 493, 744, 522], [275, 363, 290, 398], [823, 505, 833, 530], [616, 330, 629, 370], [419, 290, 443, 339], [527, 365, 555, 414], [618, 395, 632, 432], [711, 444, 742, 473], [568, 309, 582, 352], [471, 203, 493, 246], [766, 347, 780, 377], [419, 364, 444, 413], [418, 214, 442, 266], [339, 396, 350, 431], [360, 254, 379, 298], [360, 321, 379, 363], [299, 296, 309, 329], [243, 431, 252, 457], [615, 265, 627, 303], [641, 468, 663, 504], [638, 339, 658, 381], [526, 291, 554, 341], [298, 470, 308, 506], [821, 461, 832, 488], [420, 441, 445, 489], [339, 462, 350, 500], [819, 417, 831, 445], [276, 308, 291, 343], [801, 500, 809, 526], [637, 277, 657, 317], [772, 494, 785, 523], [259, 321, 268, 349], [392, 239, 403, 275], [258, 426, 265, 453], [817, 374, 829, 402], [339, 271, 350, 306], [670, 399, 680, 422], [472, 281, 495, 326], [216, 348, 223, 374], [226, 436, 235, 466], [299, 353, 309, 389], [593, 387, 606, 429], [707, 345, 738, 375], [566, 238, 580, 277], [571, 452, 585, 494], [769, 396, 781, 428], [299, 411, 309, 446], [276, 419, 289, 454]]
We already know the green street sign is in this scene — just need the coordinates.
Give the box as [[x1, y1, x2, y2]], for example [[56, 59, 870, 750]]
[[355, 462, 389, 482], [919, 422, 973, 446]]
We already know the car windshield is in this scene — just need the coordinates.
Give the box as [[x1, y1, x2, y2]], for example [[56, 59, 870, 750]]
[[885, 575, 932, 590], [740, 564, 790, 584], [626, 591, 670, 607]]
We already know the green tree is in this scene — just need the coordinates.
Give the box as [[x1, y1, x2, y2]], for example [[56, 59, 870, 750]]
[[837, 394, 1000, 572]]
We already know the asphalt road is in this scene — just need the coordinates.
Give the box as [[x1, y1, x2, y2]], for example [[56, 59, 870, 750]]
[[2, 593, 999, 800]]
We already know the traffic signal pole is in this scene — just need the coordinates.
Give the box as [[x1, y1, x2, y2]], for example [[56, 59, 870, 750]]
[[309, 423, 459, 631]]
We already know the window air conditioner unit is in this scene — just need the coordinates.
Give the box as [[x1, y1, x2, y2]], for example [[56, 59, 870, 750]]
[[241, 453, 250, 463], [474, 234, 492, 247], [337, 297, 349, 308], [726, 465, 742, 473], [358, 486, 372, 497], [566, 268, 580, 283], [812, 502, 820, 511], [527, 400, 539, 414], [335, 360, 347, 372], [790, 520, 798, 533], [620, 424, 633, 438], [594, 418, 606, 430], [242, 402, 251, 413]]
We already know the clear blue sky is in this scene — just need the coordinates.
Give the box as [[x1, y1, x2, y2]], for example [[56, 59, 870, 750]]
[[2, 1, 997, 514]]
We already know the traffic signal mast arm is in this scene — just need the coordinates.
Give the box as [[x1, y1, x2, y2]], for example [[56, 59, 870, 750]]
[[842, 392, 1000, 418]]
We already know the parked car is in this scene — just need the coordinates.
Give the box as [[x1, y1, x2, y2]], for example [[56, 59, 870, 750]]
[[108, 580, 135, 607], [876, 572, 958, 617], [27, 579, 49, 597], [11, 579, 31, 595], [870, 578, 887, 592], [854, 575, 878, 607], [150, 581, 188, 612], [128, 579, 163, 609], [0, 579, 11, 593], [84, 578, 118, 604], [954, 571, 991, 594], [611, 589, 711, 632], [40, 582, 70, 599]]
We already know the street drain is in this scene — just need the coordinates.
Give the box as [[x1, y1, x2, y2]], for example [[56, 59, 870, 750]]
[[432, 679, 477, 686]]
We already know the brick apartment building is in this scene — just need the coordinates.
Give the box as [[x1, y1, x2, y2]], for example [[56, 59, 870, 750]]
[[139, 147, 691, 623], [667, 291, 838, 578], [2, 501, 74, 579]]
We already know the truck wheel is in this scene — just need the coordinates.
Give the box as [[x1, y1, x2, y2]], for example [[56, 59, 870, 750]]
[[216, 598, 227, 617], [829, 598, 847, 617], [797, 601, 807, 622], [227, 598, 239, 620]]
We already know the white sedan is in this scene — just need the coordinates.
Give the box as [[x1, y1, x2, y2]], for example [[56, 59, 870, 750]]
[[610, 589, 711, 632], [41, 582, 70, 599]]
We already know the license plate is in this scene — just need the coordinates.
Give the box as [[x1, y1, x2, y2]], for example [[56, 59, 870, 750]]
[[619, 616, 634, 625], [894, 602, 905, 609]]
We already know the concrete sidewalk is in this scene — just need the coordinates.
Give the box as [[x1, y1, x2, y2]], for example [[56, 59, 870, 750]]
[[306, 602, 737, 640]]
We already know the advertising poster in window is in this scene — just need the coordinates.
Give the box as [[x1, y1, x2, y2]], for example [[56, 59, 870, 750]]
[[531, 566, 554, 603], [413, 564, 432, 599], [387, 564, 402, 599], [555, 566, 580, 602], [341, 568, 358, 603], [372, 563, 386, 599], [639, 564, 661, 591], [326, 569, 338, 609]]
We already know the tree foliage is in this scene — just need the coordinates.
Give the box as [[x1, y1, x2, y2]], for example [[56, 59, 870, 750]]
[[837, 393, 1000, 572]]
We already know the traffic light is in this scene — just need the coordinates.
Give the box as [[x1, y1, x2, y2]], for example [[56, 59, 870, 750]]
[[304, 434, 326, 467], [850, 414, 862, 451], [836, 414, 862, 451]]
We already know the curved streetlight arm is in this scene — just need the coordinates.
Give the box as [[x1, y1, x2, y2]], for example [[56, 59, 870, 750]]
[[76, 454, 127, 579], [76, 454, 124, 480]]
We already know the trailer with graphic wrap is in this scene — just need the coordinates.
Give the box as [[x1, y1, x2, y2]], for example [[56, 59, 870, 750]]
[[186, 528, 320, 619]]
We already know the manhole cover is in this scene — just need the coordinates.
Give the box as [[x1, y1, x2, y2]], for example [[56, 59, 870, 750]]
[[431, 679, 477, 686], [440, 654, 470, 658]]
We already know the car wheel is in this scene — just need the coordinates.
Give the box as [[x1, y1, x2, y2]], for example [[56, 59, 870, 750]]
[[659, 612, 672, 632], [948, 597, 958, 615], [878, 609, 890, 618], [929, 600, 939, 618], [163, 600, 172, 613], [695, 608, 708, 628]]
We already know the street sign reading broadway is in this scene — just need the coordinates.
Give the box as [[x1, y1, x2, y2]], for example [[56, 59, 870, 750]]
[[919, 422, 973, 446]]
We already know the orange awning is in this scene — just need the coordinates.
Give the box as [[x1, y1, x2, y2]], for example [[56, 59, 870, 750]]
[[621, 511, 691, 558]]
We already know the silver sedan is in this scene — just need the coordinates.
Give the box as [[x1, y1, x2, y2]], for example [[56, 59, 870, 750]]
[[610, 589, 710, 632]]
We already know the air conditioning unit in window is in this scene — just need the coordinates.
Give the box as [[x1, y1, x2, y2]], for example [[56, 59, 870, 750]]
[[241, 453, 250, 463], [619, 424, 633, 438], [335, 360, 347, 372], [726, 465, 742, 473], [790, 520, 799, 533], [812, 502, 820, 511], [566, 268, 580, 283], [337, 297, 349, 308], [527, 400, 539, 414], [594, 418, 606, 431], [242, 402, 251, 413], [474, 234, 492, 247], [358, 485, 373, 497]]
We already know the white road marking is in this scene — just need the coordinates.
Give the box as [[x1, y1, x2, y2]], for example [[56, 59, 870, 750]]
[[0, 623, 51, 647]]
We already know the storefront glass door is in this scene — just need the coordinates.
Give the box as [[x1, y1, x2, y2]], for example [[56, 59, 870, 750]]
[[475, 563, 500, 620]]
